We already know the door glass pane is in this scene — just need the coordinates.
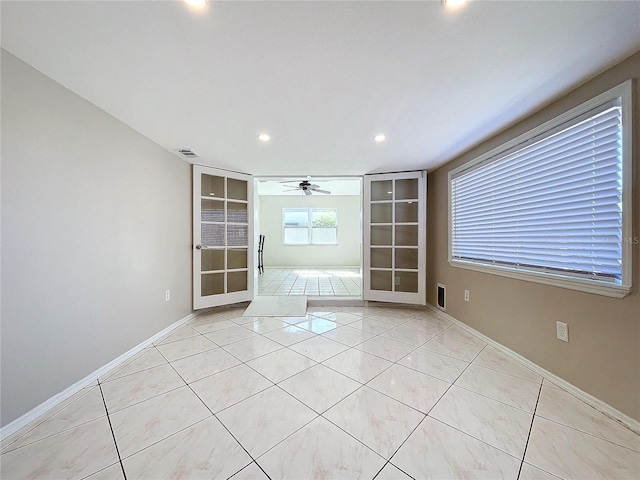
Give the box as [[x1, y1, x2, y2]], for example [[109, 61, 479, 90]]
[[227, 202, 248, 223], [396, 271, 418, 293], [395, 248, 418, 269], [228, 271, 247, 293], [201, 199, 224, 222], [202, 175, 224, 198], [202, 272, 224, 296], [227, 225, 248, 246], [371, 270, 393, 291], [395, 225, 418, 246], [227, 178, 247, 201], [371, 203, 392, 223], [371, 248, 392, 268], [202, 249, 224, 271], [371, 180, 393, 201], [395, 178, 418, 200], [395, 202, 418, 223], [371, 225, 392, 245], [228, 249, 247, 269], [202, 224, 225, 247]]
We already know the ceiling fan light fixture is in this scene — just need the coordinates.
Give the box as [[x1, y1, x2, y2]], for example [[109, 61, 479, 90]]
[[373, 134, 386, 143], [257, 133, 271, 142]]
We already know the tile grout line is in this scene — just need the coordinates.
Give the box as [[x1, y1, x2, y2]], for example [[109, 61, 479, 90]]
[[243, 313, 429, 472], [517, 380, 544, 479], [125, 307, 497, 478], [98, 382, 128, 480], [533, 407, 640, 454], [207, 317, 391, 475], [112, 307, 492, 479], [162, 354, 273, 480], [261, 378, 394, 472]]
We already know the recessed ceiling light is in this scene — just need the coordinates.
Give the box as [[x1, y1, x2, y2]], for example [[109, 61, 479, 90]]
[[257, 133, 271, 142], [443, 0, 469, 9], [373, 134, 386, 143], [183, 0, 207, 8]]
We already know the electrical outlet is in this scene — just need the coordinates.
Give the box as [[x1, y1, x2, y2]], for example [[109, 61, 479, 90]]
[[165, 289, 171, 302], [395, 276, 400, 285], [556, 321, 568, 342], [464, 290, 469, 302]]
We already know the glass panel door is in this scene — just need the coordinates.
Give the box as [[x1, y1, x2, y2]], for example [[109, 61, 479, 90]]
[[193, 165, 253, 309], [364, 171, 425, 305]]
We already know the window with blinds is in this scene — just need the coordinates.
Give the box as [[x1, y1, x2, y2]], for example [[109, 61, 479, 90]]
[[282, 208, 338, 245], [449, 81, 632, 297]]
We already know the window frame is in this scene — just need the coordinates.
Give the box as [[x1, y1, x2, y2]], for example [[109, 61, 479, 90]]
[[282, 207, 338, 246], [448, 80, 633, 298]]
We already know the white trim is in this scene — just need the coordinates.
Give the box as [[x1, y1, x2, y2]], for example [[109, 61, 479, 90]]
[[426, 304, 640, 435], [448, 80, 633, 298], [0, 311, 200, 442], [449, 259, 630, 298]]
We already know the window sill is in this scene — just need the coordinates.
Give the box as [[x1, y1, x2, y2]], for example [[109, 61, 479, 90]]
[[449, 259, 631, 299]]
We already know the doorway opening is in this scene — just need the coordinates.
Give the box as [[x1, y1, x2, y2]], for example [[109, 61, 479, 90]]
[[254, 177, 363, 299]]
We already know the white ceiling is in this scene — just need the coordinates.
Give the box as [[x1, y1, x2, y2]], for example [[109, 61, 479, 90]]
[[257, 177, 361, 196], [2, 1, 639, 176]]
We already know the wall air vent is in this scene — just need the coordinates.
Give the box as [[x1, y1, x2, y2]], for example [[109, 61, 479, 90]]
[[174, 149, 200, 158], [437, 283, 446, 311]]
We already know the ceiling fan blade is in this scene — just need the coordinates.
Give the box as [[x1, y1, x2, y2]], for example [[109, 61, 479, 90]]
[[282, 185, 299, 189], [282, 189, 299, 192], [307, 184, 320, 189], [313, 189, 331, 194], [303, 188, 312, 195]]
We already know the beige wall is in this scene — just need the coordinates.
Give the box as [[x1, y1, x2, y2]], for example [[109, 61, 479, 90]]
[[1, 51, 193, 426], [427, 51, 640, 421], [259, 195, 361, 267]]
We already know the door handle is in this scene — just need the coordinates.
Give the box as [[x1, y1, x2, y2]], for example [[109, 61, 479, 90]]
[[195, 245, 202, 250]]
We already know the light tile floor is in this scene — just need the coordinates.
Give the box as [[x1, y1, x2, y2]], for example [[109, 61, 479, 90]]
[[2, 305, 639, 479], [258, 267, 361, 297]]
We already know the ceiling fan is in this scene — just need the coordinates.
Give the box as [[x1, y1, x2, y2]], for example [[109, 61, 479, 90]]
[[283, 180, 331, 196]]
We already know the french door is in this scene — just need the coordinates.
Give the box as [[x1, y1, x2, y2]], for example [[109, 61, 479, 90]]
[[193, 165, 254, 309], [363, 171, 426, 305]]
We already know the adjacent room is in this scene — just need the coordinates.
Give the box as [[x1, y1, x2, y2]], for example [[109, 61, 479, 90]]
[[255, 177, 363, 298], [1, 1, 639, 479]]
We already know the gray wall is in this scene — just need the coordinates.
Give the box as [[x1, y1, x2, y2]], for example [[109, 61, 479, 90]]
[[427, 51, 640, 421], [259, 195, 361, 267], [1, 51, 193, 426]]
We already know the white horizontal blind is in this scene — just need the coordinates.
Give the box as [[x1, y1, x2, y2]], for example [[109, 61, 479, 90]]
[[451, 100, 623, 284]]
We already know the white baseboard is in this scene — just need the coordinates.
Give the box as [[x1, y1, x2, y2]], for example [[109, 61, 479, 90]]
[[0, 310, 201, 442], [426, 304, 640, 435]]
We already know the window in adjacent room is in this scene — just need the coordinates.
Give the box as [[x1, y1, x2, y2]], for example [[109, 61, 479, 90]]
[[283, 208, 338, 245], [449, 80, 632, 298]]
